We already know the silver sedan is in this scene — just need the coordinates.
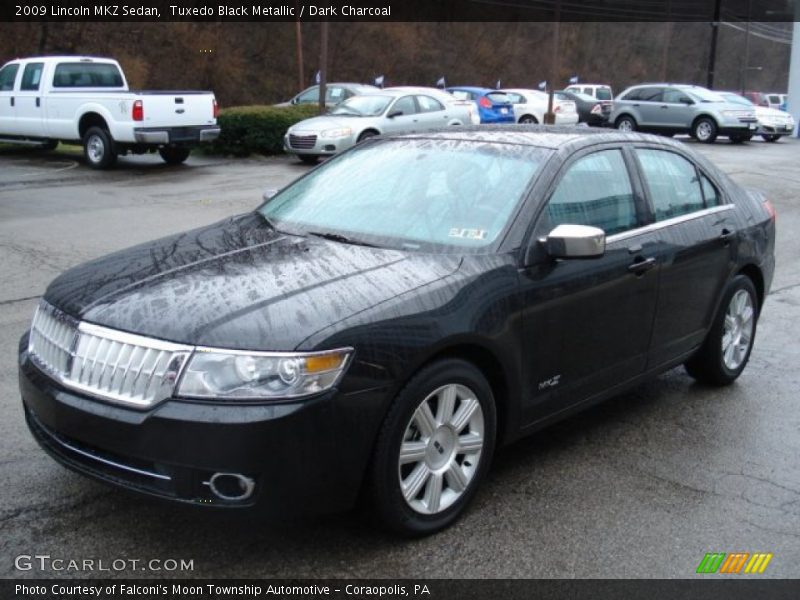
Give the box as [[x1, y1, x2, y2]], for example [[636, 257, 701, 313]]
[[284, 89, 475, 164]]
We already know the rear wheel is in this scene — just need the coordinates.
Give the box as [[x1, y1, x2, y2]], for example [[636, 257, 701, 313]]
[[519, 115, 538, 124], [761, 134, 781, 142], [367, 359, 496, 536], [615, 115, 637, 132], [158, 146, 191, 165], [299, 155, 319, 165], [693, 117, 718, 143], [685, 275, 759, 385], [83, 126, 117, 169]]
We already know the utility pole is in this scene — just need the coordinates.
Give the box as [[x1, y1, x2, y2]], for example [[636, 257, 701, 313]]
[[660, 0, 673, 81], [318, 22, 329, 115], [706, 0, 722, 88], [545, 0, 561, 125], [295, 0, 304, 91], [740, 0, 752, 94]]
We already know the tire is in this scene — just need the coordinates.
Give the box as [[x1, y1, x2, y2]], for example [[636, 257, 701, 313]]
[[519, 115, 538, 124], [615, 115, 637, 132], [158, 146, 191, 165], [761, 134, 781, 143], [299, 155, 319, 165], [684, 275, 759, 386], [367, 358, 497, 536], [692, 117, 718, 143], [83, 126, 117, 169], [357, 130, 378, 143]]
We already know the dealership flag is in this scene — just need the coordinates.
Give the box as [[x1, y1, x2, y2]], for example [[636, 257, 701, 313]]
[[374, 75, 385, 87], [314, 70, 321, 84], [436, 76, 446, 88], [538, 80, 547, 90], [569, 75, 579, 84]]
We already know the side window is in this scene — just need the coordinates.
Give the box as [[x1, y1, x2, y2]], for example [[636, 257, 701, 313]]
[[636, 149, 705, 220], [544, 149, 638, 236], [700, 174, 721, 207], [390, 96, 417, 116], [582, 87, 592, 95], [504, 92, 523, 104], [638, 87, 663, 102], [622, 88, 641, 101], [326, 86, 345, 103], [662, 88, 690, 104], [450, 90, 470, 101], [20, 63, 44, 91], [417, 95, 444, 112], [295, 87, 318, 104], [0, 63, 20, 91]]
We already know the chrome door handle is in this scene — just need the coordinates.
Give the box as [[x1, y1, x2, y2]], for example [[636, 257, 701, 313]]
[[628, 257, 657, 275]]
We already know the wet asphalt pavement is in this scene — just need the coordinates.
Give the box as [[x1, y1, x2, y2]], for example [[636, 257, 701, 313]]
[[0, 139, 798, 579]]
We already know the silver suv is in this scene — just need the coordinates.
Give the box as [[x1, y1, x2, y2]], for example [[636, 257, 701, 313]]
[[610, 84, 758, 143]]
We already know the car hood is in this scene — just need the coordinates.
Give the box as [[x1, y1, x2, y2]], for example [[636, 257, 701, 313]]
[[44, 212, 461, 351], [290, 115, 367, 133], [754, 106, 791, 120]]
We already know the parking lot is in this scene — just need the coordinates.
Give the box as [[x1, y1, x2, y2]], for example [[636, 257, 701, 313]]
[[1, 138, 799, 579]]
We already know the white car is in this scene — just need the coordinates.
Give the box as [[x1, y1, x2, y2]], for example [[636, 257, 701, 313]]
[[500, 89, 579, 125], [285, 88, 474, 164], [719, 92, 795, 142], [0, 56, 219, 168]]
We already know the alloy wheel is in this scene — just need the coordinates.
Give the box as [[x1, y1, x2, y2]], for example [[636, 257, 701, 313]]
[[696, 122, 713, 141], [722, 289, 755, 370], [398, 384, 484, 515]]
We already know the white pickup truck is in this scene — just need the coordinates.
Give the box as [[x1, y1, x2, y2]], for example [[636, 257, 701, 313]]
[[0, 56, 220, 168]]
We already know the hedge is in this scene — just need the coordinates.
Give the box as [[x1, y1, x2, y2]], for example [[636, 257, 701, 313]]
[[208, 104, 320, 157]]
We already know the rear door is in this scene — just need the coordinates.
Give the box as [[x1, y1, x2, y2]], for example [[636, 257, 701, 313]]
[[415, 94, 449, 129], [632, 147, 735, 367], [382, 95, 419, 134], [14, 61, 46, 138], [0, 62, 21, 135], [519, 146, 659, 423]]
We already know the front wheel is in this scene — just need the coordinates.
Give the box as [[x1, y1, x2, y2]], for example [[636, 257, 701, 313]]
[[693, 117, 718, 143], [685, 275, 759, 385], [761, 134, 781, 143], [367, 359, 496, 536], [615, 116, 637, 132], [158, 146, 191, 165], [83, 127, 117, 169]]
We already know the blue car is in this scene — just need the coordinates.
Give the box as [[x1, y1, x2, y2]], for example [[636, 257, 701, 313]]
[[446, 87, 515, 124]]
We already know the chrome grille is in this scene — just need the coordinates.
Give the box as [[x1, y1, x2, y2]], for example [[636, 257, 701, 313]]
[[28, 302, 192, 409], [289, 134, 317, 149]]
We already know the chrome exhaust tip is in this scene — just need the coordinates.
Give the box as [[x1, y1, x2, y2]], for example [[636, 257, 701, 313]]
[[205, 472, 255, 501]]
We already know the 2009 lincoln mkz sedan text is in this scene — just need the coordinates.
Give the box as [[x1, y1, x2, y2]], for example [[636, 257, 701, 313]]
[[19, 127, 775, 535]]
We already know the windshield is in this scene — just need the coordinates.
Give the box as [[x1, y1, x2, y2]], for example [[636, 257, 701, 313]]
[[686, 87, 725, 103], [259, 139, 549, 252], [331, 95, 392, 116], [721, 93, 753, 107]]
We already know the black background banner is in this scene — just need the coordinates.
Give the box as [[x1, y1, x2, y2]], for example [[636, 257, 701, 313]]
[[2, 0, 799, 23], [4, 579, 800, 600]]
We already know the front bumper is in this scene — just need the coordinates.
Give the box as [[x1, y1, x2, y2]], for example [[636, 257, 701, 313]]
[[718, 118, 759, 136], [284, 132, 356, 156], [19, 348, 383, 515], [133, 125, 220, 145], [757, 121, 795, 136]]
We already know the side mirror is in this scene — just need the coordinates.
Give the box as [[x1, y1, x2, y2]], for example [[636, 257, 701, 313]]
[[387, 111, 403, 119], [544, 224, 605, 259], [262, 188, 279, 202]]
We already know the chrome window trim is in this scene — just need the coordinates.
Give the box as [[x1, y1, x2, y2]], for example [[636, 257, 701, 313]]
[[606, 204, 735, 244]]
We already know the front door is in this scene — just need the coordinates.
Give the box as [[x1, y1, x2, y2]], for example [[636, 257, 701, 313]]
[[519, 147, 659, 425]]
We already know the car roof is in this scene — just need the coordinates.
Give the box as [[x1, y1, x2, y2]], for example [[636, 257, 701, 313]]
[[11, 55, 117, 62], [447, 86, 499, 94], [386, 125, 683, 150]]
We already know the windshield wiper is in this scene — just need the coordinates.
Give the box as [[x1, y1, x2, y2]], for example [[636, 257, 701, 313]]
[[306, 231, 378, 247]]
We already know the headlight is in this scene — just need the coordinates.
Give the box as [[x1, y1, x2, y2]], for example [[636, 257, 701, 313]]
[[176, 348, 352, 400], [319, 128, 352, 139]]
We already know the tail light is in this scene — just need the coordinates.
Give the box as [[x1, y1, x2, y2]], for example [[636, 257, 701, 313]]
[[591, 104, 602, 114], [132, 100, 143, 122], [554, 105, 562, 113], [213, 99, 219, 119], [764, 199, 776, 222], [479, 97, 492, 109]]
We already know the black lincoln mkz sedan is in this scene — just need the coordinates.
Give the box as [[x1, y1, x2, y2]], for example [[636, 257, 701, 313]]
[[19, 127, 775, 535]]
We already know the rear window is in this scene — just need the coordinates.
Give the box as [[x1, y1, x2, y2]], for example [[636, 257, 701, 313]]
[[595, 88, 613, 100], [485, 92, 510, 104], [53, 63, 124, 88]]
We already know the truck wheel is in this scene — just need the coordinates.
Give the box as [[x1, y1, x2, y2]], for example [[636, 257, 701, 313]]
[[83, 127, 117, 169], [159, 146, 191, 165]]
